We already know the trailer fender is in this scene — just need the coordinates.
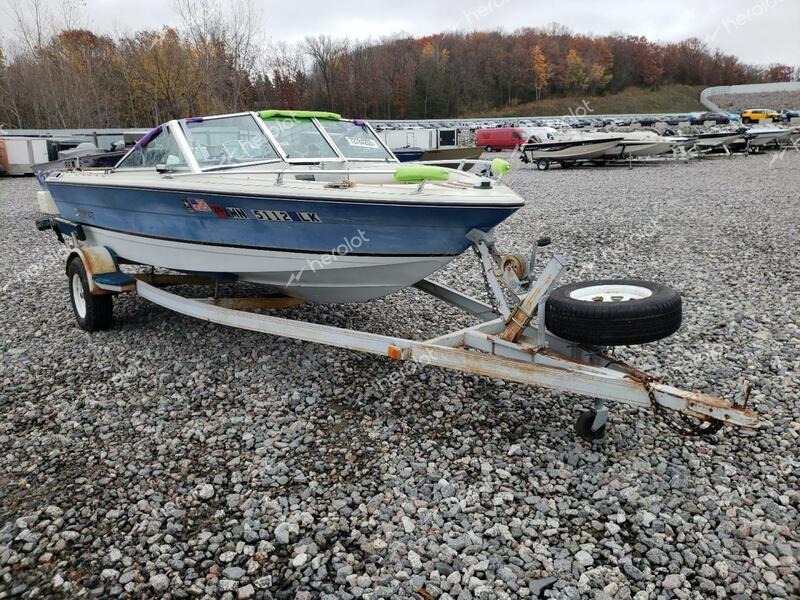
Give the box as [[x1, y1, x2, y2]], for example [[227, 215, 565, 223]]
[[66, 246, 119, 295]]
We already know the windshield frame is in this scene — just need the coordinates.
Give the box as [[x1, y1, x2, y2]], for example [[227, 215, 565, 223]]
[[317, 118, 397, 163], [257, 115, 343, 163], [113, 112, 399, 172], [258, 115, 398, 164], [113, 112, 284, 173], [185, 113, 283, 172], [112, 122, 198, 172]]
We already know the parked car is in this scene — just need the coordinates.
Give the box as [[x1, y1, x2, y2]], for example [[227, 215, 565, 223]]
[[781, 109, 800, 121], [475, 127, 527, 151], [638, 116, 658, 126], [740, 108, 780, 123], [698, 112, 731, 125]]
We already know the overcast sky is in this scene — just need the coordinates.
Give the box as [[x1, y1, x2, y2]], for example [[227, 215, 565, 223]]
[[1, 0, 798, 65]]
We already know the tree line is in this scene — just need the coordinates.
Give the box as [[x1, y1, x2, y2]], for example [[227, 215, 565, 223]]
[[0, 0, 797, 129]]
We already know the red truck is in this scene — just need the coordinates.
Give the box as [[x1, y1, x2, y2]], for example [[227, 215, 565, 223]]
[[476, 127, 527, 151]]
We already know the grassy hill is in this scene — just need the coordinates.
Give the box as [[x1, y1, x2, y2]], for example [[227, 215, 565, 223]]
[[474, 85, 705, 117]]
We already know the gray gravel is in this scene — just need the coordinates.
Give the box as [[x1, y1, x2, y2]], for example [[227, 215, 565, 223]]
[[1, 150, 799, 599]]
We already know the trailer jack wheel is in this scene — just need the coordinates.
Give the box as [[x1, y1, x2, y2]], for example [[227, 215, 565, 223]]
[[575, 409, 607, 441]]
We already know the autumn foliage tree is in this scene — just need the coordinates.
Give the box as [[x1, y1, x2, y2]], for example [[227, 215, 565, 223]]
[[766, 64, 794, 82], [530, 45, 549, 100], [0, 1, 794, 128]]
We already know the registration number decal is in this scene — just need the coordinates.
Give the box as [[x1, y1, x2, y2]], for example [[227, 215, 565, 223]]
[[74, 207, 94, 219], [184, 201, 321, 224], [252, 209, 291, 222], [252, 209, 322, 223]]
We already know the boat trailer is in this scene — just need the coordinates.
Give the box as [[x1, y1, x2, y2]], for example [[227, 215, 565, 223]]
[[48, 220, 757, 441]]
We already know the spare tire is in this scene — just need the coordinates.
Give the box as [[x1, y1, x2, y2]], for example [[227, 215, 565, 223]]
[[545, 279, 681, 346]]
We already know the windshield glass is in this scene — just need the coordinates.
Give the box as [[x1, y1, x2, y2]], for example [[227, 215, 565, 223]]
[[320, 120, 393, 160], [183, 114, 279, 169], [116, 126, 189, 170], [262, 118, 338, 159]]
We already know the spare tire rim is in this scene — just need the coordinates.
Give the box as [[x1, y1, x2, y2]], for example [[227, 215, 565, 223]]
[[569, 284, 653, 303]]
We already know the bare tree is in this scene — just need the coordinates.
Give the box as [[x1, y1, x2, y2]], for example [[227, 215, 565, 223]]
[[172, 0, 263, 110], [58, 0, 86, 30], [304, 35, 346, 111]]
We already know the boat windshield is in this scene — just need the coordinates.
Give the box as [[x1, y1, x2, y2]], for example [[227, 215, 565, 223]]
[[115, 126, 190, 170], [262, 117, 339, 160], [182, 114, 279, 168], [318, 120, 393, 160]]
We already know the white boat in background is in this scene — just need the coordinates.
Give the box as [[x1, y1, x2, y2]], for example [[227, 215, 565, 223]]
[[608, 131, 694, 158], [693, 129, 747, 150], [521, 129, 692, 166], [744, 125, 793, 148], [520, 131, 624, 168]]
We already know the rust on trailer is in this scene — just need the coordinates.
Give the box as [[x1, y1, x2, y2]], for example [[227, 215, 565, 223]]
[[134, 273, 219, 286], [499, 258, 564, 342], [135, 279, 758, 432], [387, 346, 403, 361], [209, 296, 305, 310], [535, 349, 758, 428], [67, 247, 118, 295]]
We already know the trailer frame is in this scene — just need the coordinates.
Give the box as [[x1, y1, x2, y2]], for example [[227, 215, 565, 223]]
[[49, 221, 758, 440]]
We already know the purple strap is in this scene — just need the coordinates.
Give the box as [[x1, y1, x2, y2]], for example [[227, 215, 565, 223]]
[[135, 125, 162, 148]]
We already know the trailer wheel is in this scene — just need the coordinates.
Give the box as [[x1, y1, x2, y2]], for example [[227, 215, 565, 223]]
[[575, 410, 606, 441], [485, 146, 494, 152], [537, 159, 550, 171], [67, 257, 113, 331], [545, 279, 681, 346]]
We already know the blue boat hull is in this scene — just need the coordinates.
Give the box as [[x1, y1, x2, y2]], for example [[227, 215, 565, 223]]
[[48, 182, 518, 257], [47, 181, 522, 302]]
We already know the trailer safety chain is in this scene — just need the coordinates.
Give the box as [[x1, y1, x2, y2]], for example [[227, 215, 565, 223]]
[[642, 377, 724, 437], [600, 352, 725, 437]]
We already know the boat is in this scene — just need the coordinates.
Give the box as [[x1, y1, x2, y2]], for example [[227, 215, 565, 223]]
[[39, 111, 524, 303], [34, 148, 128, 187], [602, 130, 692, 158], [520, 130, 624, 168], [391, 147, 425, 162], [693, 129, 746, 150], [744, 125, 793, 148], [420, 146, 484, 170]]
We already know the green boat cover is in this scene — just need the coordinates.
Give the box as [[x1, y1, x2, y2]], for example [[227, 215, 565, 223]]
[[491, 158, 511, 174], [258, 109, 341, 121], [393, 165, 450, 183]]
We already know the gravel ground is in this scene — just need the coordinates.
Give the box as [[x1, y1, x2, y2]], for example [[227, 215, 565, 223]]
[[709, 91, 800, 113], [1, 151, 799, 599]]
